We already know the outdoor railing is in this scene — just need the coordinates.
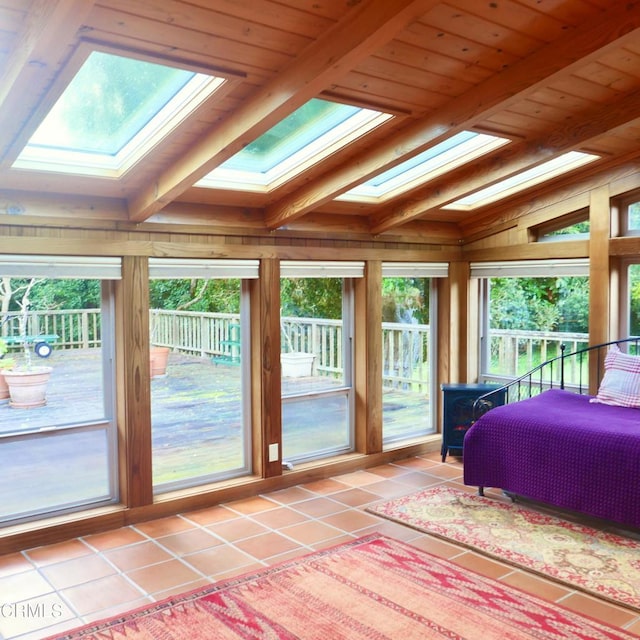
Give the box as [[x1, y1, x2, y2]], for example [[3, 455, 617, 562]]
[[282, 316, 431, 392], [1, 309, 102, 350], [486, 328, 589, 384], [2, 309, 591, 392], [382, 321, 430, 392]]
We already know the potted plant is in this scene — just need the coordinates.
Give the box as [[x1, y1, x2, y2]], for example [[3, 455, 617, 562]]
[[281, 317, 315, 378], [2, 278, 53, 408]]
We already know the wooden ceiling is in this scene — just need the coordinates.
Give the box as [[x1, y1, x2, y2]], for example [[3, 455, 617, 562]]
[[1, 0, 640, 244]]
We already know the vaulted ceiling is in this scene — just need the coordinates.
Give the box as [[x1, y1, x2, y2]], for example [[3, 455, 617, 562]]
[[1, 0, 640, 244]]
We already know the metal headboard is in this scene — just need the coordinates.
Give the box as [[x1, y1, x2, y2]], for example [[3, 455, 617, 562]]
[[472, 337, 640, 421]]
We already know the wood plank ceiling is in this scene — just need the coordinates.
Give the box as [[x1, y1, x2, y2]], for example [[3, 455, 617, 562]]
[[0, 0, 639, 244]]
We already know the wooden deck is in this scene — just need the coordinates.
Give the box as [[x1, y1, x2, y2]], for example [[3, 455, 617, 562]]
[[0, 349, 432, 520], [0, 348, 431, 433]]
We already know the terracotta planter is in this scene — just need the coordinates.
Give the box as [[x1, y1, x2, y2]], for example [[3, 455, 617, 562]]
[[0, 371, 9, 403], [3, 366, 53, 409], [150, 346, 170, 378]]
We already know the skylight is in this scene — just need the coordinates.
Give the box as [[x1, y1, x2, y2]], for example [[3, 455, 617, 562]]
[[13, 51, 227, 177], [195, 98, 393, 192], [443, 151, 599, 210], [337, 131, 510, 203]]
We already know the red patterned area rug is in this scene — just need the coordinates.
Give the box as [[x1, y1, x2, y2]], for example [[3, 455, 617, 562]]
[[367, 486, 640, 611], [47, 534, 637, 640]]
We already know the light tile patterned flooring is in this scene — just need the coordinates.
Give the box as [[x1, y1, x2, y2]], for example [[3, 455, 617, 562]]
[[2, 453, 640, 639]]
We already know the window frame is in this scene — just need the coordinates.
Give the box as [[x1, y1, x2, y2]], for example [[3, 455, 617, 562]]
[[473, 260, 590, 383], [148, 260, 256, 493], [280, 267, 358, 465], [12, 42, 233, 178], [0, 271, 119, 526], [618, 191, 640, 237]]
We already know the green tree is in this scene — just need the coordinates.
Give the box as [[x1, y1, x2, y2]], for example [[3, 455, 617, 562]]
[[280, 278, 342, 319], [1, 278, 100, 314], [490, 276, 588, 332], [149, 279, 240, 313], [382, 278, 429, 324], [33, 279, 100, 310]]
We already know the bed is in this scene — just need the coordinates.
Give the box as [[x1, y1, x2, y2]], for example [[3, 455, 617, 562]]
[[463, 338, 640, 529]]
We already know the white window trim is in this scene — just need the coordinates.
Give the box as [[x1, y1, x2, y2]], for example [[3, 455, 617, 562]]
[[148, 258, 259, 279], [470, 258, 589, 278], [382, 262, 448, 277], [280, 261, 364, 278], [0, 255, 122, 279]]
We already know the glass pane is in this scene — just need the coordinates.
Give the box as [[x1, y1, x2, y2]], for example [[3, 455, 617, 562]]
[[0, 429, 110, 522], [382, 277, 433, 444], [281, 277, 345, 393], [282, 394, 350, 461], [630, 264, 640, 334], [281, 277, 352, 462], [540, 220, 590, 240], [197, 99, 391, 190], [340, 131, 509, 202], [225, 100, 360, 173], [629, 201, 640, 231], [0, 276, 116, 524], [150, 278, 249, 490], [29, 52, 195, 155], [15, 50, 226, 175], [0, 279, 107, 433], [486, 276, 590, 383], [445, 152, 598, 210], [0, 348, 105, 433]]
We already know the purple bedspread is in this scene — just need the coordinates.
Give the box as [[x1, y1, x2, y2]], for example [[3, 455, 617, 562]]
[[463, 388, 640, 528]]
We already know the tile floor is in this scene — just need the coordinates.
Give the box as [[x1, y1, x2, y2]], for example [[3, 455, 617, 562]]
[[1, 452, 640, 639]]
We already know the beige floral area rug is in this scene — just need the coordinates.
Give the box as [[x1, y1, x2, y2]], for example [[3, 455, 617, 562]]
[[367, 485, 640, 610]]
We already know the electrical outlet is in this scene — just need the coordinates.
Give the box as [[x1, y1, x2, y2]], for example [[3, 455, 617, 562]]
[[268, 443, 279, 462]]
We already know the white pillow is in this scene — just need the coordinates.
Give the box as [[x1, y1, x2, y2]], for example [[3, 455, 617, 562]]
[[591, 345, 640, 408]]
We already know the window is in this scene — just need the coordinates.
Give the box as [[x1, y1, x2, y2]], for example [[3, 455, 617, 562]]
[[381, 263, 446, 446], [630, 201, 640, 232], [148, 259, 257, 492], [280, 262, 361, 464], [473, 260, 590, 387], [14, 46, 228, 177], [196, 99, 392, 192], [444, 152, 599, 211], [0, 256, 119, 525], [619, 193, 640, 235], [338, 131, 509, 203], [625, 263, 640, 336], [535, 210, 590, 242]]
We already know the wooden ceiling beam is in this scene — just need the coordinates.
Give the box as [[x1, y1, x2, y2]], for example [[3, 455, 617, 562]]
[[370, 86, 640, 234], [264, 2, 640, 230], [0, 0, 94, 163], [127, 0, 440, 223]]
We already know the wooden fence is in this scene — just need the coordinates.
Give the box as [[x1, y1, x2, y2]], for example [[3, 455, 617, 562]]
[[1, 309, 591, 391], [1, 309, 102, 350], [488, 328, 589, 382]]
